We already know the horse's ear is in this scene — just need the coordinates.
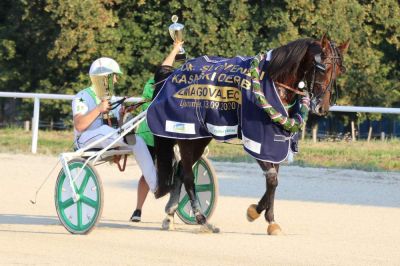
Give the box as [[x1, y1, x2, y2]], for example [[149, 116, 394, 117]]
[[338, 39, 350, 55], [320, 33, 329, 49]]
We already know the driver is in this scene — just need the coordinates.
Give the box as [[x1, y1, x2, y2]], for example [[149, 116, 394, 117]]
[[71, 57, 157, 194]]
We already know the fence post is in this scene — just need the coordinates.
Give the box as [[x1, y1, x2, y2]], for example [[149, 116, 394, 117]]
[[31, 97, 40, 153], [351, 121, 356, 141], [24, 120, 30, 131]]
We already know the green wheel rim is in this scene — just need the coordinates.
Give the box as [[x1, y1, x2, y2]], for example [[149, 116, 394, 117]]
[[55, 160, 102, 234], [177, 157, 217, 224]]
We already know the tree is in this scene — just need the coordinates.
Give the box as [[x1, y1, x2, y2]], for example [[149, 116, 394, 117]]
[[0, 0, 398, 128]]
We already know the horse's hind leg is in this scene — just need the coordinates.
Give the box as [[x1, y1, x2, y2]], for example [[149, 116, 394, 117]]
[[178, 138, 219, 233], [162, 163, 183, 230], [164, 163, 183, 214]]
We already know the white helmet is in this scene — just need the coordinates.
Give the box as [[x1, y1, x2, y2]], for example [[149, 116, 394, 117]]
[[89, 57, 122, 98], [89, 57, 122, 76]]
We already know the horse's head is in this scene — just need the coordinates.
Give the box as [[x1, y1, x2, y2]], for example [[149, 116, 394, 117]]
[[267, 36, 349, 116], [304, 34, 350, 116]]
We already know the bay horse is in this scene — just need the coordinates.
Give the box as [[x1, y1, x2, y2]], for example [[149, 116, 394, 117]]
[[149, 34, 349, 234]]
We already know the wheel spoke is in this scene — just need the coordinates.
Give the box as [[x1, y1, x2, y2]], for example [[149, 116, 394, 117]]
[[59, 198, 75, 209], [77, 201, 82, 228], [178, 194, 189, 210], [81, 196, 98, 208], [195, 184, 212, 192], [196, 194, 202, 209], [78, 171, 91, 194]]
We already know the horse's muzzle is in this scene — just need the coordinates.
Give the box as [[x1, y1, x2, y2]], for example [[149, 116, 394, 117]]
[[310, 100, 328, 116]]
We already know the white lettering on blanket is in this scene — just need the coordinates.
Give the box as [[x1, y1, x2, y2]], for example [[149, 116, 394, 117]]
[[242, 134, 261, 154], [206, 123, 238, 137], [165, 120, 196, 134]]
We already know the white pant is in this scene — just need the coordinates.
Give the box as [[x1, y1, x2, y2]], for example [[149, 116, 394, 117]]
[[76, 125, 157, 193]]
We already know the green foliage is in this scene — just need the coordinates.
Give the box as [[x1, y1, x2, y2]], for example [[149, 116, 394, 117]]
[[0, 0, 399, 124]]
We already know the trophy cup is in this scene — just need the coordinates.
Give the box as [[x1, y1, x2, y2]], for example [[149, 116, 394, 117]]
[[169, 15, 186, 61]]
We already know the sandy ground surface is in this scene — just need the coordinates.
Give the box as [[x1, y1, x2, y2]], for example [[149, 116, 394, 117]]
[[0, 153, 400, 265]]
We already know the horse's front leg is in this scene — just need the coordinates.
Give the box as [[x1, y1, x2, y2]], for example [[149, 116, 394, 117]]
[[247, 162, 282, 235], [264, 163, 282, 235]]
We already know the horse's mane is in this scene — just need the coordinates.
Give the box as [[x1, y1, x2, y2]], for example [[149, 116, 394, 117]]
[[267, 38, 322, 82]]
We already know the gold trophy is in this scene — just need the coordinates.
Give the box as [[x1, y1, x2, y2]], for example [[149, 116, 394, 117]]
[[169, 15, 186, 61]]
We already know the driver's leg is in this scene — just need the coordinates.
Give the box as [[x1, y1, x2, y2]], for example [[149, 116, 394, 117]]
[[76, 125, 121, 149], [128, 136, 157, 193], [78, 125, 157, 193]]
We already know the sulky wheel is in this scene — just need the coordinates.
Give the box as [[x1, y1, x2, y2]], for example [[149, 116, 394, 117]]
[[176, 156, 218, 225], [55, 158, 103, 234]]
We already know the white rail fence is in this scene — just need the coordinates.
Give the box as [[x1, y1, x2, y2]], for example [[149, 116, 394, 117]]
[[0, 91, 399, 154], [0, 92, 142, 153]]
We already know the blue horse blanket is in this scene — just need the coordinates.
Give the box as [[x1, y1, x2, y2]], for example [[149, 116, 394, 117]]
[[147, 52, 299, 163]]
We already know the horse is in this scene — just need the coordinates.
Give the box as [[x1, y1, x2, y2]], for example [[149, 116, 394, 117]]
[[148, 34, 349, 234]]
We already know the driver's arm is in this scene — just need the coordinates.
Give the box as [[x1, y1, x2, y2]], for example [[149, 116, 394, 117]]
[[161, 40, 184, 66], [73, 99, 110, 132]]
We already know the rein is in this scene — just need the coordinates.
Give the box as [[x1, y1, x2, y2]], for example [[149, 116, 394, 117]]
[[108, 98, 150, 172], [274, 81, 307, 96]]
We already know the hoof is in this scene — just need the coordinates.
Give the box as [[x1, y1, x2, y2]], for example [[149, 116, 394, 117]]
[[161, 215, 175, 230], [195, 213, 207, 225], [267, 223, 282, 235], [246, 204, 260, 222], [199, 223, 220, 234]]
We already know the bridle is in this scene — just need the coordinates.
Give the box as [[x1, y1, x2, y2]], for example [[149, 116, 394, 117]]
[[273, 40, 346, 113], [308, 41, 346, 110]]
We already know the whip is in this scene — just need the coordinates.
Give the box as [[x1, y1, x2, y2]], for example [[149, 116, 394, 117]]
[[30, 141, 76, 204], [30, 159, 60, 204]]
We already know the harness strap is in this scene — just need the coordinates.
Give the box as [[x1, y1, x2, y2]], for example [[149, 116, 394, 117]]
[[274, 81, 307, 96], [113, 154, 128, 172]]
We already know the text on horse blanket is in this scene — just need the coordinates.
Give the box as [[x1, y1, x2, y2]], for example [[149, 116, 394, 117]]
[[147, 54, 298, 163]]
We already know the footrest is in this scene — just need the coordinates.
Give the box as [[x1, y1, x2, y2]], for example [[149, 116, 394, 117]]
[[80, 148, 133, 161]]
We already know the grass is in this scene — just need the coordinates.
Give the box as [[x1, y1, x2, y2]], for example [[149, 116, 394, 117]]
[[1, 128, 399, 171], [0, 127, 74, 155], [207, 139, 400, 172]]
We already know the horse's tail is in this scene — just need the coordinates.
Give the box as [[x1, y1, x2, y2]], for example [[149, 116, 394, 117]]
[[152, 65, 177, 199], [154, 136, 176, 199]]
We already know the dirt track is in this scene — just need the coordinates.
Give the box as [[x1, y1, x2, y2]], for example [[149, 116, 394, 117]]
[[0, 153, 400, 265]]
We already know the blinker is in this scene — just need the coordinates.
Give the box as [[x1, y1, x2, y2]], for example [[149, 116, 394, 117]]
[[314, 54, 326, 73]]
